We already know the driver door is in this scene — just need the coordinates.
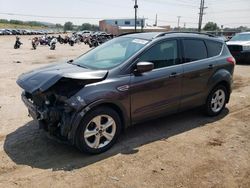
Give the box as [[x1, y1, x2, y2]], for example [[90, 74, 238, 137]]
[[130, 40, 183, 123]]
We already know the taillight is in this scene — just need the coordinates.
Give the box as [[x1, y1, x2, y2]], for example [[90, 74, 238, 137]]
[[227, 57, 236, 65]]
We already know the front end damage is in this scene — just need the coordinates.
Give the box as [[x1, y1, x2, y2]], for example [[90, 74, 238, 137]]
[[21, 79, 90, 142], [22, 80, 86, 139], [17, 63, 108, 143]]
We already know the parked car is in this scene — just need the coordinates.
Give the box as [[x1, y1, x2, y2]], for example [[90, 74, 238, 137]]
[[76, 30, 92, 36], [11, 29, 19, 35], [3, 29, 12, 35], [227, 32, 250, 63], [17, 32, 235, 154]]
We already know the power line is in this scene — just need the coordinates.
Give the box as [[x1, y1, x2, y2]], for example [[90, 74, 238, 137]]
[[141, 0, 197, 8], [0, 12, 104, 20]]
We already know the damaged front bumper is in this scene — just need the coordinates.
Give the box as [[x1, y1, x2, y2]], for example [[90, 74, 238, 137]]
[[21, 92, 38, 120], [21, 91, 85, 144]]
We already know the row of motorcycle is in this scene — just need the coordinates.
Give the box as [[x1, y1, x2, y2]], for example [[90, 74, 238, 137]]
[[14, 33, 115, 50]]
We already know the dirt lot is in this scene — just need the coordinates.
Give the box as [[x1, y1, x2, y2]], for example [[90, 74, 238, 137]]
[[0, 35, 249, 188]]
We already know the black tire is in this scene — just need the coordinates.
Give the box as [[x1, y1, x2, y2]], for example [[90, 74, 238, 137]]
[[205, 85, 228, 116], [75, 107, 122, 154]]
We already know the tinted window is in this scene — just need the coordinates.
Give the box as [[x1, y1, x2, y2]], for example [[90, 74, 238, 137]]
[[183, 39, 207, 62], [125, 21, 130, 25], [205, 40, 223, 57], [138, 40, 178, 69]]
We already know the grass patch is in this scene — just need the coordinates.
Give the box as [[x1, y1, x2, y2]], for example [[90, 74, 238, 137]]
[[0, 23, 47, 30]]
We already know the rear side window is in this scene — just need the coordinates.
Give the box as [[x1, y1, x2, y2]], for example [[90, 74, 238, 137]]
[[183, 39, 207, 62], [205, 40, 223, 57]]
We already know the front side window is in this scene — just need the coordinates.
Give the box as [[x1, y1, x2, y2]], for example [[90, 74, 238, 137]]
[[73, 37, 148, 70], [183, 39, 207, 62], [138, 40, 178, 69]]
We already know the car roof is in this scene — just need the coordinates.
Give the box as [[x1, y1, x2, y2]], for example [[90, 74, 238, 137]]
[[121, 32, 222, 42], [237, 32, 250, 35], [120, 32, 162, 40]]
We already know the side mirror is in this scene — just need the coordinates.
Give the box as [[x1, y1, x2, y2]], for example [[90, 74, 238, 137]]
[[135, 62, 154, 74]]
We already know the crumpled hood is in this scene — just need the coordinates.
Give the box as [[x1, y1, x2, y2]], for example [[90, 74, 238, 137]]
[[227, 41, 250, 46], [17, 62, 108, 94]]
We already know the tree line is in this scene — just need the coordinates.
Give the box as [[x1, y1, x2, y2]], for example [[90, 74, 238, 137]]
[[63, 22, 99, 32], [0, 19, 48, 27], [0, 19, 99, 31]]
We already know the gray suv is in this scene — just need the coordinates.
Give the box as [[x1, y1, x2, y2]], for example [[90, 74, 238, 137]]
[[17, 32, 235, 154]]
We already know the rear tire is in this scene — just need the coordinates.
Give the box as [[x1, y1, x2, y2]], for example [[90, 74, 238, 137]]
[[75, 107, 122, 154], [205, 85, 228, 116]]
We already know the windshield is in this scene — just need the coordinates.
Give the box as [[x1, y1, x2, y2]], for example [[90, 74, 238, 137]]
[[230, 33, 250, 41], [73, 37, 149, 70]]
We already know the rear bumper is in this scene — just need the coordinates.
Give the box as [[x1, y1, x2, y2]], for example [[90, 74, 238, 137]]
[[231, 51, 250, 63]]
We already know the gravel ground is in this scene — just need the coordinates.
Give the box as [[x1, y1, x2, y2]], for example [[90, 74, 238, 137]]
[[0, 35, 249, 188]]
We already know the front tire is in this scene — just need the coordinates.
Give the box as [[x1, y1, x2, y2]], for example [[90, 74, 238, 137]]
[[205, 85, 228, 116], [75, 107, 122, 154]]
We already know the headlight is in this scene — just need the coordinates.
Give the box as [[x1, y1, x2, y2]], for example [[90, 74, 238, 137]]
[[243, 45, 250, 51]]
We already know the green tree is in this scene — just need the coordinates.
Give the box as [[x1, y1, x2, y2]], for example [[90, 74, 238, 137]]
[[78, 23, 99, 31], [0, 19, 9, 23], [55, 23, 63, 28], [64, 21, 73, 31], [203, 22, 219, 31]]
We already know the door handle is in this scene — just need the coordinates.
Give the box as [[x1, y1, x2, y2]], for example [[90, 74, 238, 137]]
[[208, 64, 214, 69], [169, 72, 180, 78]]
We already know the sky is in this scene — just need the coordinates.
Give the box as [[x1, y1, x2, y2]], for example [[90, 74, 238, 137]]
[[0, 0, 250, 28]]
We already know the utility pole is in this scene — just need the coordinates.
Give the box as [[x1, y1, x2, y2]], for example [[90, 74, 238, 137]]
[[198, 0, 207, 32], [177, 16, 181, 31], [134, 0, 138, 32], [154, 14, 158, 26]]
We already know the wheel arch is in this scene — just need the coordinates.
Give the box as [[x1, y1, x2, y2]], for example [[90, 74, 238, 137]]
[[88, 102, 128, 131], [69, 100, 130, 145], [207, 69, 232, 102]]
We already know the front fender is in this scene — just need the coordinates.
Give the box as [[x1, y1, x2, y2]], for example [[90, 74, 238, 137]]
[[68, 99, 130, 145]]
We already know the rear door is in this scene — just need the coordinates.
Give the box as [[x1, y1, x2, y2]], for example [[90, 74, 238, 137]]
[[180, 38, 222, 110], [130, 39, 183, 123]]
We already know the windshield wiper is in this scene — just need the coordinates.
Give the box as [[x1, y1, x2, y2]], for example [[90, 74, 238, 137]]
[[75, 64, 89, 69], [67, 59, 89, 69]]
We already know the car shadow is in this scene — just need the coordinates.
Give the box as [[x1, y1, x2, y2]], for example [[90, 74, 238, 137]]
[[4, 108, 229, 171]]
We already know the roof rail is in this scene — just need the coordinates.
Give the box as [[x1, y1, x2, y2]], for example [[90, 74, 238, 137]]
[[154, 31, 215, 38], [118, 31, 143, 37]]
